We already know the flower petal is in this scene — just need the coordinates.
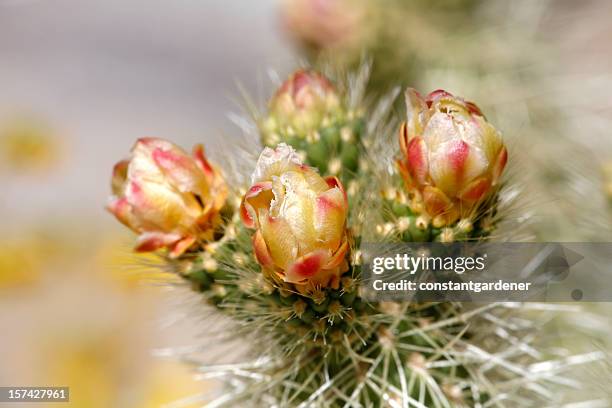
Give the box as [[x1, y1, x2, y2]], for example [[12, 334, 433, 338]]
[[422, 111, 461, 147], [134, 231, 182, 253], [152, 146, 208, 195], [192, 144, 215, 179], [285, 249, 329, 284], [406, 136, 428, 185], [324, 176, 348, 208], [314, 187, 347, 251], [252, 143, 303, 183], [429, 139, 488, 196], [425, 89, 454, 106], [429, 139, 469, 195], [299, 166, 329, 193], [240, 201, 256, 229], [458, 177, 491, 202], [492, 146, 508, 184], [169, 236, 197, 258], [260, 210, 299, 270], [134, 137, 174, 152], [423, 186, 452, 216], [324, 237, 349, 269], [126, 180, 194, 231], [273, 172, 317, 252], [465, 101, 483, 117], [111, 160, 129, 196], [106, 197, 135, 230], [241, 181, 274, 228], [252, 229, 275, 268], [405, 88, 428, 136], [397, 158, 414, 187]]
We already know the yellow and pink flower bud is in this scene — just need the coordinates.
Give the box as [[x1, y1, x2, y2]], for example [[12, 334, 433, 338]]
[[107, 137, 227, 257], [267, 69, 340, 136], [398, 89, 508, 227], [241, 143, 349, 290]]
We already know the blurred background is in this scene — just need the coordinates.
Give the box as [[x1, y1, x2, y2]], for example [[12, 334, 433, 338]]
[[1, 0, 611, 406], [0, 1, 293, 407]]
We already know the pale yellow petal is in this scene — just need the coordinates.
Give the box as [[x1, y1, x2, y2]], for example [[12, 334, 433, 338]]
[[260, 210, 299, 270]]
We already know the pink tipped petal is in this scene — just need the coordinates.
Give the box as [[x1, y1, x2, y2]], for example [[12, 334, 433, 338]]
[[152, 147, 190, 169], [135, 137, 163, 148], [111, 160, 129, 195], [169, 236, 197, 258], [423, 186, 452, 216], [243, 182, 274, 224], [152, 147, 207, 194], [406, 137, 429, 185], [285, 249, 329, 284], [107, 197, 135, 229], [245, 181, 274, 199], [492, 147, 508, 184], [314, 188, 347, 250], [134, 232, 181, 253], [459, 177, 491, 202], [425, 89, 453, 106], [324, 176, 348, 208], [324, 175, 341, 189], [292, 70, 334, 100], [253, 230, 275, 268], [133, 137, 177, 158], [192, 144, 215, 177], [240, 201, 256, 228]]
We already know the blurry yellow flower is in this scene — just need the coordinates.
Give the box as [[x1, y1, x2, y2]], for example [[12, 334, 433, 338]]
[[0, 242, 41, 289], [139, 360, 205, 408], [398, 89, 508, 227], [241, 144, 349, 290], [45, 337, 119, 408], [94, 233, 180, 290], [0, 117, 60, 173], [107, 137, 227, 258]]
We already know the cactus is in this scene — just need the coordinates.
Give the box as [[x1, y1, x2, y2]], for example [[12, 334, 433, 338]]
[[107, 70, 602, 406]]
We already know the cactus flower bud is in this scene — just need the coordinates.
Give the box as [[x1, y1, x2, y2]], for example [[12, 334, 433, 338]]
[[240, 143, 349, 290], [107, 137, 227, 257], [263, 69, 341, 141], [398, 89, 508, 227], [280, 0, 364, 52]]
